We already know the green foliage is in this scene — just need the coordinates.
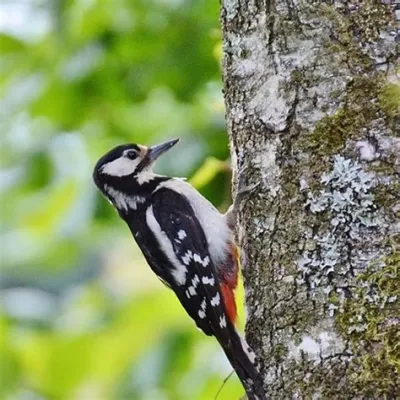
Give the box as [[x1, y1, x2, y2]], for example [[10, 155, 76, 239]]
[[0, 1, 240, 398]]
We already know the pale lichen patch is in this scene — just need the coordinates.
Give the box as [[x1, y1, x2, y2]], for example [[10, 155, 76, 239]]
[[355, 140, 377, 161], [252, 138, 281, 197], [288, 330, 345, 362], [299, 156, 388, 306], [222, 0, 239, 21], [285, 318, 346, 364], [249, 76, 293, 132]]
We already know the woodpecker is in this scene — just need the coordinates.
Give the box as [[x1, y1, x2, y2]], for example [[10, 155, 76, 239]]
[[93, 139, 265, 399]]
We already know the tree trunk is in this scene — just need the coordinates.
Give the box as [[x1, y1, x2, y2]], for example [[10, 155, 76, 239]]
[[220, 1, 399, 398]]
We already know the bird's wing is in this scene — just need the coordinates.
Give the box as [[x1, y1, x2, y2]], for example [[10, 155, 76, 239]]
[[147, 187, 232, 337]]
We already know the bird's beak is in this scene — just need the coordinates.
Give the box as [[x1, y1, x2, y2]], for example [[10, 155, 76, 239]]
[[146, 138, 179, 162]]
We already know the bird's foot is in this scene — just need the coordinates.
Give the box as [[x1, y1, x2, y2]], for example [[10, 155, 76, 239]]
[[225, 167, 260, 228]]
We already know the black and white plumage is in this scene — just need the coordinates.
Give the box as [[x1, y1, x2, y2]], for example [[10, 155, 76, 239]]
[[93, 139, 265, 399]]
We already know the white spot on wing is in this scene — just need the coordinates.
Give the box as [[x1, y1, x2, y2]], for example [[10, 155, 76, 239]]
[[193, 253, 210, 267], [188, 286, 196, 296], [146, 206, 187, 285], [181, 250, 193, 265], [210, 293, 220, 307], [219, 316, 227, 328], [198, 298, 207, 319], [202, 276, 215, 286], [192, 275, 200, 288], [178, 230, 187, 239]]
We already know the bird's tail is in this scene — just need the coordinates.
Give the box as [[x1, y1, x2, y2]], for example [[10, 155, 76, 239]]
[[216, 324, 266, 400]]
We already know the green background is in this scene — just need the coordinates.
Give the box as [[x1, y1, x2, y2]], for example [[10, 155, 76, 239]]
[[0, 0, 244, 399]]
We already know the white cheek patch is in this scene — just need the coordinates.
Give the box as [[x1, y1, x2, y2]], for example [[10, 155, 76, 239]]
[[101, 157, 140, 177]]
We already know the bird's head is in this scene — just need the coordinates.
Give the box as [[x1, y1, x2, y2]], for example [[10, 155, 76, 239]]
[[93, 138, 179, 193]]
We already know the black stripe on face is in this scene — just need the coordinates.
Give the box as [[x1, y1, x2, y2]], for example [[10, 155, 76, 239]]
[[95, 144, 141, 166]]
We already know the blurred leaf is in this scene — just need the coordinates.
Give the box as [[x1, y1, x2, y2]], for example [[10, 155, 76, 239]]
[[0, 34, 25, 53], [0, 317, 20, 397], [22, 179, 78, 235], [23, 150, 53, 190], [189, 157, 227, 189]]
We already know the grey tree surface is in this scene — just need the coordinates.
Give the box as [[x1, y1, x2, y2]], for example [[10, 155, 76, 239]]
[[220, 1, 399, 398]]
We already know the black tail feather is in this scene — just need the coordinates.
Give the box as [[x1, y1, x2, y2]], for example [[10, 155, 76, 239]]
[[215, 324, 266, 399]]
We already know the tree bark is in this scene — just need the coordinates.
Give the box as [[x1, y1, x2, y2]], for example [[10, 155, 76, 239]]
[[220, 1, 399, 398]]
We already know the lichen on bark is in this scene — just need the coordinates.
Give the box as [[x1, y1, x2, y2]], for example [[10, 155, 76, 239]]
[[220, 0, 399, 398]]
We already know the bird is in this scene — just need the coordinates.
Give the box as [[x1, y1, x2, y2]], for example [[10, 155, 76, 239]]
[[93, 138, 265, 399]]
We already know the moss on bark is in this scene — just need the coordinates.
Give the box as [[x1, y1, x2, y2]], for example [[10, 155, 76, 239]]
[[304, 75, 398, 156], [333, 252, 400, 397]]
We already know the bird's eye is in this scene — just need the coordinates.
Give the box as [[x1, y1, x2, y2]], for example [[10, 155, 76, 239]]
[[126, 150, 137, 160]]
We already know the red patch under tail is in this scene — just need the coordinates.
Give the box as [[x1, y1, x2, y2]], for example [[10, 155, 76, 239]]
[[219, 242, 239, 325], [220, 282, 238, 325]]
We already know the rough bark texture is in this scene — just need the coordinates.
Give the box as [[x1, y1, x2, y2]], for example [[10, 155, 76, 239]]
[[220, 1, 399, 398]]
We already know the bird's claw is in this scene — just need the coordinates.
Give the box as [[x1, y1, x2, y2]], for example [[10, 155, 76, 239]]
[[225, 168, 260, 228]]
